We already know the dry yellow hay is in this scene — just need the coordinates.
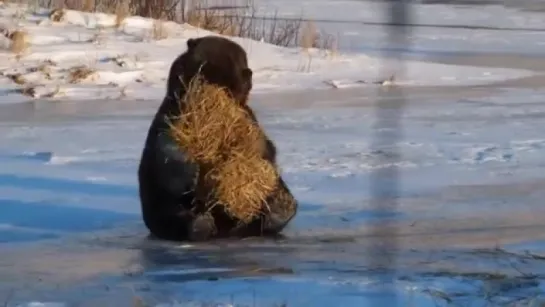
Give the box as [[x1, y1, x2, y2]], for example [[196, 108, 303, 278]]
[[0, 26, 10, 38], [9, 30, 28, 54], [168, 76, 278, 223], [204, 154, 278, 222], [7, 73, 26, 85], [151, 20, 168, 40], [17, 86, 36, 97], [300, 20, 317, 51], [82, 0, 94, 12], [68, 65, 96, 83], [114, 1, 129, 28], [186, 8, 235, 36], [49, 8, 65, 22]]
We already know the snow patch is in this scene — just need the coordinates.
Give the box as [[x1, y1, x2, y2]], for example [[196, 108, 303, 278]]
[[0, 3, 537, 104]]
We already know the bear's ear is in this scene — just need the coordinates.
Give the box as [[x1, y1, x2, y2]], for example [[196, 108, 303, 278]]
[[187, 38, 198, 49], [241, 68, 252, 81]]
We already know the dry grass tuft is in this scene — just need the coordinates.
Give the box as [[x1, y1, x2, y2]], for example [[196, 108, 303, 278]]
[[18, 86, 36, 97], [186, 8, 236, 36], [16, 85, 62, 99], [39, 64, 53, 79], [34, 59, 56, 79], [168, 76, 278, 222], [182, 3, 301, 45], [43, 59, 57, 66], [8, 30, 28, 54], [89, 26, 108, 45], [49, 8, 65, 22], [28, 61, 54, 77], [82, 0, 94, 12], [300, 20, 317, 51], [44, 85, 62, 98], [32, 0, 332, 49], [7, 73, 26, 85], [0, 25, 10, 38], [299, 22, 339, 57], [151, 20, 168, 40], [118, 85, 128, 98], [114, 1, 129, 28], [68, 65, 96, 83]]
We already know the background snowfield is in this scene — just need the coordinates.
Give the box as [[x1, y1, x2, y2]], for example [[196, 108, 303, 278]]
[[0, 1, 540, 103], [2, 0, 545, 306]]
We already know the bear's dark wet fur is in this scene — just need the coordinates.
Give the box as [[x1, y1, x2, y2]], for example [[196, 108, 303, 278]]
[[137, 35, 298, 242]]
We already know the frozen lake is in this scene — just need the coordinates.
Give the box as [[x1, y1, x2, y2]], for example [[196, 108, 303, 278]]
[[2, 0, 545, 306], [3, 73, 545, 306]]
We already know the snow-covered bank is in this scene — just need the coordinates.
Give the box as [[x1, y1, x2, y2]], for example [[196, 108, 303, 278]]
[[0, 3, 537, 104]]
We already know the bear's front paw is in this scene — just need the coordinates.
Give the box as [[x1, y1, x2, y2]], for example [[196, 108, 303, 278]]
[[187, 212, 217, 241], [263, 211, 295, 234]]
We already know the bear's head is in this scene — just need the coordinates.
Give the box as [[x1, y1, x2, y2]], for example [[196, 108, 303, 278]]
[[166, 35, 253, 106]]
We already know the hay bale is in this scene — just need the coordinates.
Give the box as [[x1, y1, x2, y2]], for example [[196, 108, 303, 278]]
[[168, 76, 278, 223], [205, 154, 278, 222]]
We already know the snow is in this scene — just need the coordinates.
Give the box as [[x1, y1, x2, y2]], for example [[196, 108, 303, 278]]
[[0, 2, 538, 104], [2, 0, 545, 306]]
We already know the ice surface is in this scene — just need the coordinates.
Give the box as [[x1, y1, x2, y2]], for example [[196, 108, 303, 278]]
[[2, 1, 545, 306]]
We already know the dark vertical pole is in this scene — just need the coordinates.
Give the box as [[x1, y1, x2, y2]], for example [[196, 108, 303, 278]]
[[368, 0, 410, 305]]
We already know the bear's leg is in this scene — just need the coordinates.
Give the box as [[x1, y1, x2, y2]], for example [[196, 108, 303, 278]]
[[186, 211, 217, 241], [154, 132, 200, 196], [166, 196, 220, 242], [226, 215, 288, 239], [143, 202, 187, 241], [261, 177, 298, 235], [140, 185, 213, 241], [145, 207, 219, 242], [215, 176, 298, 239]]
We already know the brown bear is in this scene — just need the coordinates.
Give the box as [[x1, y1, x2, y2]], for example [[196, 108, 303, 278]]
[[137, 35, 298, 242]]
